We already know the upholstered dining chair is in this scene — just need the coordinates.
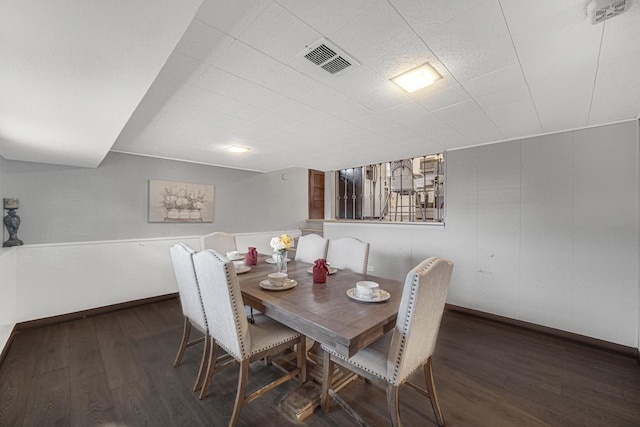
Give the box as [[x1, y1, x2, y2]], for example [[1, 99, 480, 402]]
[[169, 243, 210, 391], [200, 231, 237, 253], [321, 256, 454, 427], [193, 249, 307, 426], [295, 233, 329, 264], [326, 237, 370, 274]]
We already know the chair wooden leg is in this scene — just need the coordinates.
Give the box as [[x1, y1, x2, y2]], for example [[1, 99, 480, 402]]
[[193, 332, 211, 391], [321, 351, 334, 413], [229, 359, 250, 427], [424, 358, 445, 427], [173, 317, 191, 367], [386, 384, 401, 427], [297, 339, 307, 384], [199, 339, 218, 400]]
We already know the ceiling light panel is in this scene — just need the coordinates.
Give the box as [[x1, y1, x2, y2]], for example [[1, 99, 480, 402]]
[[390, 62, 443, 93]]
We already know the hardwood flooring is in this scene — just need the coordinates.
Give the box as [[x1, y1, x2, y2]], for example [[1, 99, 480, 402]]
[[1, 298, 639, 426]]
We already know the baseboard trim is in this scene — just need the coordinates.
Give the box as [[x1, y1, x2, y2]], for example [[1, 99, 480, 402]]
[[0, 324, 18, 368], [446, 304, 638, 359], [16, 293, 179, 331]]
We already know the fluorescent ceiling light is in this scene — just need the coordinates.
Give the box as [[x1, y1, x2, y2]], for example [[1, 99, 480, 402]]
[[390, 63, 442, 93], [227, 145, 251, 153]]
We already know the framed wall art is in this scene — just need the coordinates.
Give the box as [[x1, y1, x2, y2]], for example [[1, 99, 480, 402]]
[[148, 179, 214, 223]]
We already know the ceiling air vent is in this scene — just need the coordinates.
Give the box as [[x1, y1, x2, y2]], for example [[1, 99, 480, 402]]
[[298, 39, 358, 77], [587, 0, 632, 24]]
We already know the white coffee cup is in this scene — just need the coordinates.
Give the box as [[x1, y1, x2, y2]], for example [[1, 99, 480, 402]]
[[226, 250, 239, 259], [356, 281, 379, 299], [233, 260, 244, 270], [268, 272, 288, 286]]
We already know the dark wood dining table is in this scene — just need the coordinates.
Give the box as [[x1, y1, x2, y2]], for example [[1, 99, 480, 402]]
[[237, 254, 404, 358]]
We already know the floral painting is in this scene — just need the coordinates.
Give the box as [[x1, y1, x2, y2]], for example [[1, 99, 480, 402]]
[[148, 180, 214, 223]]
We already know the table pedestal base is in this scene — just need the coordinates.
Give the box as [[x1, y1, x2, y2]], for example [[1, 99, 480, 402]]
[[279, 341, 356, 422]]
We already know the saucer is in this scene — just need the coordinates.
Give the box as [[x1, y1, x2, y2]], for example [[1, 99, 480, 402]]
[[346, 288, 390, 303], [265, 258, 290, 264], [259, 279, 297, 291], [228, 254, 245, 261], [234, 265, 251, 274], [306, 266, 338, 275]]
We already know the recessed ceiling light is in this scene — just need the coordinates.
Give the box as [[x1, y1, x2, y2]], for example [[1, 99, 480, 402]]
[[390, 62, 442, 93], [226, 145, 251, 153]]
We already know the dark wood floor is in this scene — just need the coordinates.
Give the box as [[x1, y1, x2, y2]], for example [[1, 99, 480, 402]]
[[1, 298, 639, 426]]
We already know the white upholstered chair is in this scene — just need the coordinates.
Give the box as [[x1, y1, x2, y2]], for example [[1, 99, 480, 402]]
[[326, 237, 370, 274], [200, 231, 237, 253], [193, 249, 306, 426], [295, 233, 329, 264], [169, 243, 209, 391], [321, 256, 454, 427]]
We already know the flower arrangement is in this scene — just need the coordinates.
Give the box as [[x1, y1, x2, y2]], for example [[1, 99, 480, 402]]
[[270, 234, 293, 253]]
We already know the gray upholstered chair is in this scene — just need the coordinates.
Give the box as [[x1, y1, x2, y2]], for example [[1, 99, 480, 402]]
[[321, 256, 454, 427], [193, 249, 306, 426], [295, 233, 329, 264], [169, 243, 210, 391], [200, 231, 237, 253], [326, 237, 370, 274]]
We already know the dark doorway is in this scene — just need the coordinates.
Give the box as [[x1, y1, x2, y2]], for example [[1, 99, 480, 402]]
[[308, 169, 325, 219]]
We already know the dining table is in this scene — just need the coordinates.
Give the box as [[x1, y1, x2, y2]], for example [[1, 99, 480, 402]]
[[235, 252, 404, 421], [237, 253, 404, 358]]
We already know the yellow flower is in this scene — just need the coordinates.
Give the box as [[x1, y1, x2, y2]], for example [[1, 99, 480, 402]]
[[280, 234, 293, 248]]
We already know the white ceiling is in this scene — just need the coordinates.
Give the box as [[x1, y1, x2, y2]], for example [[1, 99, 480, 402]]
[[2, 0, 640, 172]]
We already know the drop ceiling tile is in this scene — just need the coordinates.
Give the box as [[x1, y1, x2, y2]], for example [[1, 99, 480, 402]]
[[391, 0, 482, 26], [297, 87, 372, 121], [196, 0, 273, 38], [193, 66, 255, 99], [235, 83, 292, 111], [213, 41, 283, 84], [238, 2, 321, 66], [325, 67, 409, 112], [406, 0, 519, 82], [303, 112, 363, 136], [589, 50, 640, 124], [412, 84, 470, 112], [473, 82, 532, 112], [599, 4, 640, 60], [500, 0, 589, 43], [257, 65, 324, 99], [252, 111, 301, 130], [174, 19, 234, 64], [514, 24, 601, 82], [483, 99, 542, 138], [329, 1, 435, 79], [528, 67, 594, 132], [461, 64, 527, 99], [173, 84, 233, 115], [433, 99, 505, 143], [158, 52, 209, 84], [276, 0, 378, 36], [271, 100, 319, 121], [223, 100, 270, 122], [380, 102, 450, 135]]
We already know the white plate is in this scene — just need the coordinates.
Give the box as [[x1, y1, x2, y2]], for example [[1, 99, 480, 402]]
[[306, 266, 338, 275], [234, 265, 251, 274], [259, 279, 297, 291], [346, 288, 390, 303], [228, 254, 245, 261], [265, 258, 290, 264]]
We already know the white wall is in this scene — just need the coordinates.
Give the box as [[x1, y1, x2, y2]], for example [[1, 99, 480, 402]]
[[3, 229, 301, 328], [0, 152, 309, 244], [0, 248, 17, 352], [325, 121, 639, 348]]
